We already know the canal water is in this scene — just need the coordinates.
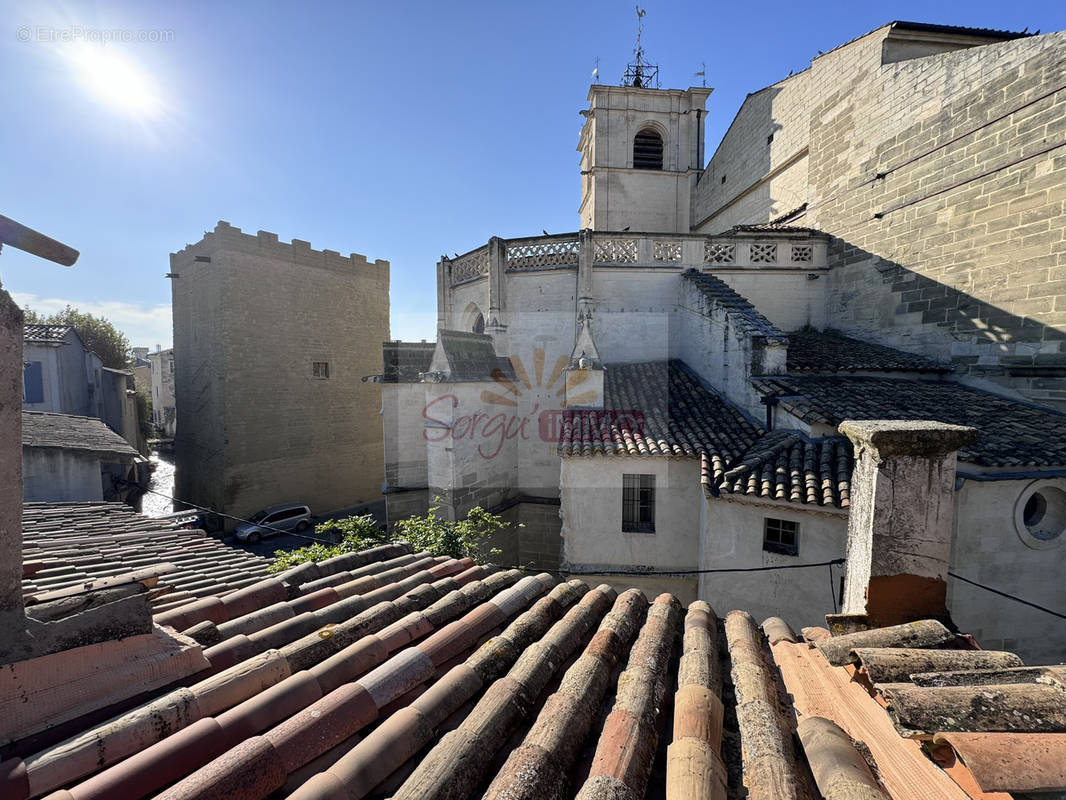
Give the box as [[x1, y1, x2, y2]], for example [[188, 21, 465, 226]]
[[143, 451, 176, 517]]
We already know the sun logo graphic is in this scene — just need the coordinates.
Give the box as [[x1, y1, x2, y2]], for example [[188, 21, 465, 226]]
[[480, 347, 599, 410]]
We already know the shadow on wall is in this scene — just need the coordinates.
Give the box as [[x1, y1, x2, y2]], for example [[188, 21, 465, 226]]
[[696, 87, 794, 233], [827, 235, 1066, 409]]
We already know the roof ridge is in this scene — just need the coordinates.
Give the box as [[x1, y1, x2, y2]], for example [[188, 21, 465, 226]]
[[682, 270, 789, 342]]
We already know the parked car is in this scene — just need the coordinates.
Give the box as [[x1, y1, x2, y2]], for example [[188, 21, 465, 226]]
[[234, 503, 312, 543]]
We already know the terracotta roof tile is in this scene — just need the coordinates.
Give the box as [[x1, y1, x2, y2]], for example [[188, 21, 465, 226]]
[[751, 375, 1066, 467], [23, 324, 74, 344], [21, 412, 141, 458], [559, 361, 761, 461], [715, 432, 854, 508], [683, 271, 788, 342], [6, 530, 1064, 800], [786, 329, 950, 374]]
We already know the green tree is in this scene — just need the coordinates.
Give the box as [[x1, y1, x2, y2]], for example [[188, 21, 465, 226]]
[[24, 304, 131, 368], [265, 504, 507, 573], [394, 503, 505, 560], [135, 385, 154, 441]]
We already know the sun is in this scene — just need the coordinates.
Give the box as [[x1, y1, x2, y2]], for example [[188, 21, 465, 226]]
[[64, 43, 160, 117]]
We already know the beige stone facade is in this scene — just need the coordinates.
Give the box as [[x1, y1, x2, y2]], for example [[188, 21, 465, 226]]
[[694, 24, 1066, 407], [171, 221, 388, 524], [579, 84, 711, 233]]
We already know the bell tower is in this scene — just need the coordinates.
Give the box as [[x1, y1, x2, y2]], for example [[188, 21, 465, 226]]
[[577, 12, 711, 233]]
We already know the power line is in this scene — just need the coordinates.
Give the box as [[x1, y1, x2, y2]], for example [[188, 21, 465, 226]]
[[121, 482, 342, 545], [948, 570, 1066, 622], [563, 559, 845, 577], [126, 483, 1066, 622]]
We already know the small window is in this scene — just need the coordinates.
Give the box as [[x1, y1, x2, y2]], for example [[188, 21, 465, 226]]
[[1022, 487, 1065, 542], [721, 175, 727, 184], [23, 361, 44, 404], [168, 360, 174, 373], [764, 518, 799, 555], [622, 474, 655, 533], [472, 313, 485, 335], [312, 361, 331, 379], [633, 128, 663, 170]]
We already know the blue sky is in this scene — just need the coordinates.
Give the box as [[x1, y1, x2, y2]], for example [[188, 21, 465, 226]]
[[3, 1, 1064, 349]]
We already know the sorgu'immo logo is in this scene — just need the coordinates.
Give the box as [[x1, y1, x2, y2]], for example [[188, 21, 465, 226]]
[[423, 348, 641, 459]]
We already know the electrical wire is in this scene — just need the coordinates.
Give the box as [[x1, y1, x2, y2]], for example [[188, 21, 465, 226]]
[[562, 559, 845, 577], [124, 483, 1066, 621], [948, 570, 1066, 621], [121, 482, 341, 545]]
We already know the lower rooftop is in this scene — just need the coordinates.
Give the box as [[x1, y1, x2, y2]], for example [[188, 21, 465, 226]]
[[0, 505, 1063, 800]]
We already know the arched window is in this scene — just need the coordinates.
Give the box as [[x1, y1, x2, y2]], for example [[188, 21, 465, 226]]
[[633, 127, 664, 170], [472, 312, 485, 335]]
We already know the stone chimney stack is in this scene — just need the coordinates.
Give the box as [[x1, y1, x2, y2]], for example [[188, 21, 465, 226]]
[[837, 420, 978, 628]]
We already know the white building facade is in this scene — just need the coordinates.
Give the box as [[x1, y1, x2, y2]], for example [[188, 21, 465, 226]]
[[378, 31, 1066, 662]]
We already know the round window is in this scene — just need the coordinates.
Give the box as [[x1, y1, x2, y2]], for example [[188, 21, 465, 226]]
[[1015, 483, 1066, 548]]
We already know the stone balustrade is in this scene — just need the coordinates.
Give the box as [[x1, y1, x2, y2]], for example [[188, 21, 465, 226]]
[[444, 229, 827, 286]]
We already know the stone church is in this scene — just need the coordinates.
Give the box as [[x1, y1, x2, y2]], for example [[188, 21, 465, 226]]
[[372, 21, 1066, 661]]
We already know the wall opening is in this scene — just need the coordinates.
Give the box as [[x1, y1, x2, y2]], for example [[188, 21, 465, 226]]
[[633, 128, 664, 170]]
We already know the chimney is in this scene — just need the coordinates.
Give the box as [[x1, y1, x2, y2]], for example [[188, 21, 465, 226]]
[[836, 420, 978, 629]]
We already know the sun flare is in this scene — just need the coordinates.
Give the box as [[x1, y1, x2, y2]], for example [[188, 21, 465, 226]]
[[64, 43, 160, 116]]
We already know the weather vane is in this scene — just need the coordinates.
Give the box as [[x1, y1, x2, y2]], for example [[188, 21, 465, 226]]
[[622, 5, 659, 88]]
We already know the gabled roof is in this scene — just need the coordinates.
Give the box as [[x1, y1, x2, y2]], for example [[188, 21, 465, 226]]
[[682, 271, 788, 343], [6, 538, 1062, 800], [23, 324, 75, 344], [889, 20, 1033, 40], [785, 329, 950, 374], [751, 375, 1066, 467], [713, 430, 853, 508], [558, 360, 761, 464], [435, 329, 515, 381], [21, 502, 274, 605], [381, 340, 436, 382], [21, 411, 140, 459]]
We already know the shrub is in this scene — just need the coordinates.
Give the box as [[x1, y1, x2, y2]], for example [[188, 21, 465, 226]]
[[394, 503, 505, 561], [267, 514, 386, 573]]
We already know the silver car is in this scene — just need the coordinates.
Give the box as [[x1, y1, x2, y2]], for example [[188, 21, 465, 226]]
[[234, 503, 312, 543]]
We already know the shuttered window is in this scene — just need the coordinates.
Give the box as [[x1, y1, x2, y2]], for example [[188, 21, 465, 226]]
[[633, 128, 663, 170], [24, 361, 44, 403]]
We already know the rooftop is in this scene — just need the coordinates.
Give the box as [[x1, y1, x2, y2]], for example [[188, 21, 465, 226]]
[[22, 324, 74, 344], [21, 502, 274, 606], [712, 431, 853, 508], [21, 411, 140, 459], [381, 340, 436, 383], [683, 271, 788, 343], [785, 329, 950, 374], [751, 375, 1066, 467], [2, 535, 1062, 800], [558, 360, 761, 464], [434, 329, 516, 382]]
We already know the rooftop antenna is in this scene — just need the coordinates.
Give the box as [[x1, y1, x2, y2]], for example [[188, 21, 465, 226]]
[[592, 56, 600, 84], [695, 61, 706, 88], [622, 6, 659, 89]]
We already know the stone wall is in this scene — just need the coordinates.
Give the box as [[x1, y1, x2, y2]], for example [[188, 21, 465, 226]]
[[951, 475, 1066, 663], [22, 448, 102, 501], [694, 27, 1066, 407], [172, 221, 388, 523], [560, 455, 703, 573]]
